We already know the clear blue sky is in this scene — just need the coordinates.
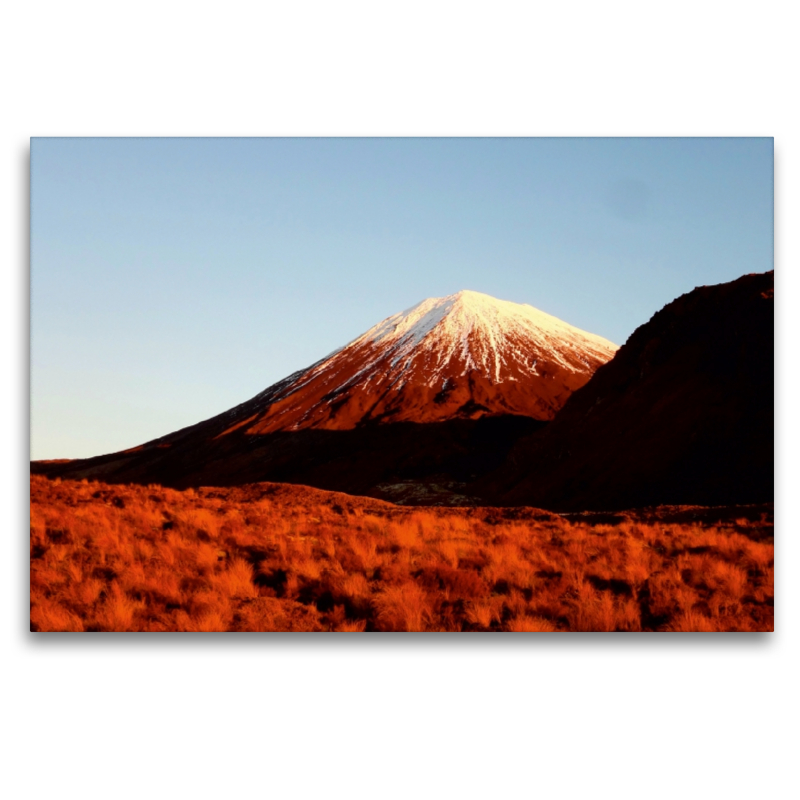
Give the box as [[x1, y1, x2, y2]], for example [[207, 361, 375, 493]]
[[30, 137, 773, 460]]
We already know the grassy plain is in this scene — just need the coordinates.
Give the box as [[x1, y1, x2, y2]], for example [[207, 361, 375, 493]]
[[30, 475, 773, 632]]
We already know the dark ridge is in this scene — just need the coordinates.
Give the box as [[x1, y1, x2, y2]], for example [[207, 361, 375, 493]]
[[474, 270, 774, 510]]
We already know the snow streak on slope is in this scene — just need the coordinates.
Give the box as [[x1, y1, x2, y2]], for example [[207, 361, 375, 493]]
[[355, 290, 616, 384], [220, 290, 619, 433]]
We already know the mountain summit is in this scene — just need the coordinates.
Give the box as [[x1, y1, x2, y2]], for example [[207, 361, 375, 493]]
[[220, 290, 618, 433]]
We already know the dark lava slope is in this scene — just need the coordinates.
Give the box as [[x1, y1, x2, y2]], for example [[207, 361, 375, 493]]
[[475, 271, 774, 510]]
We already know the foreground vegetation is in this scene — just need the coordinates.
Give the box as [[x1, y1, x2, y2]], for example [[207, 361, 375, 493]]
[[30, 475, 773, 632]]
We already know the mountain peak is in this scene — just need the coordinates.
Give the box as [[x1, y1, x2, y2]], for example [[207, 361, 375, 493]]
[[442, 288, 520, 316], [449, 288, 493, 302], [357, 290, 615, 367], [215, 290, 619, 433]]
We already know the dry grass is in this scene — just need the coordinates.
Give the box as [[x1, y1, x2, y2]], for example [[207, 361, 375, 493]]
[[30, 476, 774, 632]]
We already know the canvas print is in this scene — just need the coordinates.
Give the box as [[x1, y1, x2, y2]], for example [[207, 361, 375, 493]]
[[29, 138, 774, 632]]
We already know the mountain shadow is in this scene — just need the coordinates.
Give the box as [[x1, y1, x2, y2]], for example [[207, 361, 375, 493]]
[[31, 415, 545, 503]]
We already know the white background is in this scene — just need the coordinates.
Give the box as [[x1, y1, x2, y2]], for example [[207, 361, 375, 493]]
[[3, 2, 796, 798]]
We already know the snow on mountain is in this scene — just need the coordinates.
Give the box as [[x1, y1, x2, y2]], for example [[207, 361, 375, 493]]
[[219, 290, 619, 434], [356, 290, 616, 383]]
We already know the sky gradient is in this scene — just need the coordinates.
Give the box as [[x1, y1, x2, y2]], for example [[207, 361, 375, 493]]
[[31, 137, 773, 459]]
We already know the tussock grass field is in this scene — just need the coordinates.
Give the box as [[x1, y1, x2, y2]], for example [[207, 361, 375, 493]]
[[30, 475, 773, 632]]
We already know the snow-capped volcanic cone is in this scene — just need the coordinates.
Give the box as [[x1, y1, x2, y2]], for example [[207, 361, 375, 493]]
[[221, 290, 618, 434], [31, 290, 618, 495]]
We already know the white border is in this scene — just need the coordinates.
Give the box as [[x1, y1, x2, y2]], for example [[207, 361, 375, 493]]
[[5, 3, 796, 798]]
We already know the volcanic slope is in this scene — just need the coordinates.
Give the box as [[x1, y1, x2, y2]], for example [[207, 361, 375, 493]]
[[477, 271, 774, 510], [216, 289, 618, 433], [31, 291, 617, 494]]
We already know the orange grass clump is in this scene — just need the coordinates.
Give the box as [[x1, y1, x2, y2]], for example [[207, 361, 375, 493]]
[[30, 475, 773, 632]]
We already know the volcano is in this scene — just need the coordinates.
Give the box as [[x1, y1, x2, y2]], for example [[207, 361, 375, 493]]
[[212, 289, 618, 434], [31, 290, 617, 494]]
